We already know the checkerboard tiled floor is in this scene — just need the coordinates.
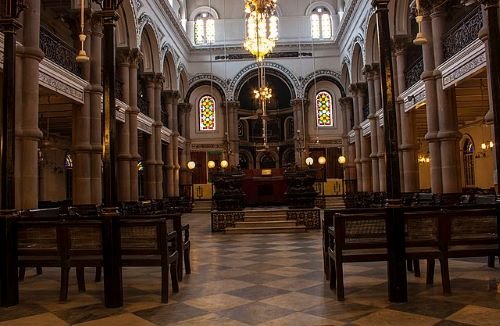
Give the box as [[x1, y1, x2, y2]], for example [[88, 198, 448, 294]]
[[2, 212, 500, 325]]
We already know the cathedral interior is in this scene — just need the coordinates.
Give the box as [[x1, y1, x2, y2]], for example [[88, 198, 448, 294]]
[[1, 0, 500, 324]]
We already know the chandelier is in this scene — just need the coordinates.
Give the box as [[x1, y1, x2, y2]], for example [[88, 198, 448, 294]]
[[243, 0, 279, 62]]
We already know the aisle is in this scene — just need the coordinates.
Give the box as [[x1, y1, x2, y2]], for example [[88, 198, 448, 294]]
[[1, 212, 500, 325]]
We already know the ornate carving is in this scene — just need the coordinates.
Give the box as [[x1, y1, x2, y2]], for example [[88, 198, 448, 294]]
[[443, 5, 483, 61], [211, 211, 245, 232], [39, 27, 82, 78], [287, 208, 321, 229], [392, 35, 410, 55]]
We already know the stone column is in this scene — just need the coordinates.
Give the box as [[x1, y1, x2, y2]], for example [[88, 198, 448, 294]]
[[421, 7, 443, 193], [165, 91, 180, 197], [432, 7, 462, 193], [349, 85, 363, 191], [72, 18, 92, 205], [15, 0, 44, 208], [291, 99, 306, 166], [128, 49, 142, 201], [366, 65, 380, 192], [371, 67, 386, 192], [394, 36, 419, 193], [154, 75, 164, 199], [87, 15, 104, 204], [178, 104, 189, 191], [116, 48, 131, 202], [144, 75, 157, 199], [357, 82, 371, 192], [339, 97, 352, 154], [226, 101, 240, 167]]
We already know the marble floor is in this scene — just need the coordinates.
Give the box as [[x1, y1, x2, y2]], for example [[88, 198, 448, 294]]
[[2, 212, 500, 325]]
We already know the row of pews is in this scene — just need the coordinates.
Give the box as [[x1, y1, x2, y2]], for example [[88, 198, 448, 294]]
[[4, 201, 191, 305], [323, 192, 500, 301]]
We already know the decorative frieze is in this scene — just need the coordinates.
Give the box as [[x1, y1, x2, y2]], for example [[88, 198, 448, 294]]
[[440, 39, 486, 89], [287, 208, 321, 229]]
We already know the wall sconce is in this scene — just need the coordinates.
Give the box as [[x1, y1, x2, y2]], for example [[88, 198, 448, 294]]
[[305, 157, 314, 166], [207, 160, 216, 169], [418, 154, 430, 164], [187, 161, 196, 170], [220, 160, 229, 169], [481, 141, 494, 151]]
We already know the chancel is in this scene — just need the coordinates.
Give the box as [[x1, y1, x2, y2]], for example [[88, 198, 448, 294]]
[[2, 0, 500, 324]]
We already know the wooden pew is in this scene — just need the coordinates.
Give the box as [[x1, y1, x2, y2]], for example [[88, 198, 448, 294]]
[[327, 207, 500, 301], [120, 217, 179, 303]]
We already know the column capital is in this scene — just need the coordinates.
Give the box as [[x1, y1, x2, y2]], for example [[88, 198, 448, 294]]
[[392, 35, 410, 55], [90, 13, 103, 36], [154, 73, 164, 86], [178, 102, 192, 112], [363, 65, 375, 80], [163, 89, 180, 100], [224, 100, 240, 109], [339, 97, 354, 111], [290, 98, 308, 108], [355, 82, 367, 94]]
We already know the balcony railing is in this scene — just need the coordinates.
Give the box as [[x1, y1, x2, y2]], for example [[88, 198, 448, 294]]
[[405, 56, 424, 89], [443, 5, 483, 61], [39, 27, 82, 78]]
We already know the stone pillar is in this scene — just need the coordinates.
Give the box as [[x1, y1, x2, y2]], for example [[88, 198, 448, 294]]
[[366, 65, 380, 192], [72, 18, 92, 205], [144, 75, 157, 199], [154, 75, 164, 200], [226, 101, 240, 167], [394, 36, 419, 193], [357, 82, 371, 192], [15, 0, 44, 209], [291, 99, 306, 166], [88, 15, 103, 204], [421, 8, 443, 193], [371, 67, 386, 192], [432, 7, 462, 193], [116, 48, 132, 202], [349, 85, 363, 191], [165, 91, 180, 197], [128, 49, 142, 201]]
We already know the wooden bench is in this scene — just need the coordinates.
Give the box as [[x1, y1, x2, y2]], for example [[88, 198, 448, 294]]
[[17, 216, 103, 302], [327, 207, 500, 300], [120, 217, 179, 303]]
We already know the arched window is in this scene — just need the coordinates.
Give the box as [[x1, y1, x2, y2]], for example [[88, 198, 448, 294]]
[[316, 91, 334, 127], [311, 7, 332, 40], [199, 95, 216, 131], [463, 137, 475, 186], [194, 12, 215, 45]]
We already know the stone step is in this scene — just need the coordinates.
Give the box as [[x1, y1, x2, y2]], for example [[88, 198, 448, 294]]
[[244, 211, 288, 218], [235, 221, 297, 228], [225, 225, 307, 234], [244, 215, 288, 222], [192, 201, 212, 213]]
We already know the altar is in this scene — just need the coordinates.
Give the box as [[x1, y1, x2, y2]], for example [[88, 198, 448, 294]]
[[241, 168, 287, 206]]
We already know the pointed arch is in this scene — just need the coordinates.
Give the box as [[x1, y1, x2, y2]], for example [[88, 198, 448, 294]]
[[140, 23, 161, 73], [364, 13, 380, 65], [351, 42, 365, 83], [116, 0, 139, 48]]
